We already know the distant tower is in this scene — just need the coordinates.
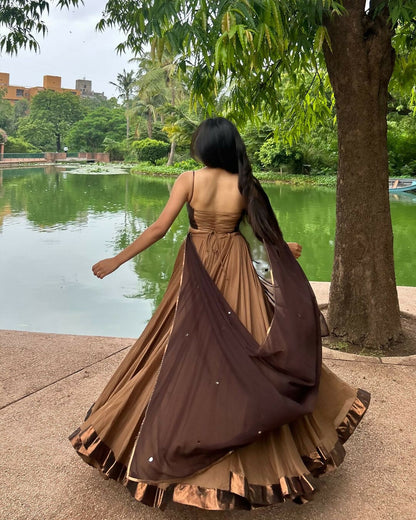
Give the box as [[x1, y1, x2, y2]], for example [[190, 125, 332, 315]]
[[76, 79, 92, 97]]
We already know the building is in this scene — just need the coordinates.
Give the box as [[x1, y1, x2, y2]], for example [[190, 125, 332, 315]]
[[75, 78, 106, 100], [0, 73, 80, 103], [75, 79, 92, 97]]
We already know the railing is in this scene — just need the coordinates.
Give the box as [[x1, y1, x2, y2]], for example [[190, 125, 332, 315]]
[[1, 153, 45, 159], [0, 152, 110, 163]]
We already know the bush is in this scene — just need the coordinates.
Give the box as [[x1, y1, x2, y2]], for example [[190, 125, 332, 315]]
[[174, 158, 200, 170], [131, 138, 170, 164]]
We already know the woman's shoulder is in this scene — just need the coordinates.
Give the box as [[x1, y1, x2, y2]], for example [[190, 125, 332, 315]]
[[174, 170, 195, 187]]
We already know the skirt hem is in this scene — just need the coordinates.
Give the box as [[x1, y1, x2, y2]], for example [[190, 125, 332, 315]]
[[69, 388, 370, 510]]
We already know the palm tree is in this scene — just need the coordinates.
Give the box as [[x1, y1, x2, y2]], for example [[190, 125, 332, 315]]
[[130, 56, 168, 139], [163, 102, 200, 165], [110, 69, 137, 138]]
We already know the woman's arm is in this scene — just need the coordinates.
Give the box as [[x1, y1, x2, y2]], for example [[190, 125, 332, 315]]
[[92, 172, 192, 279], [287, 242, 302, 259]]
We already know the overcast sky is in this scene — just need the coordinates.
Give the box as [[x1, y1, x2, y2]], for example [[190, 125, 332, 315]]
[[0, 0, 134, 99]]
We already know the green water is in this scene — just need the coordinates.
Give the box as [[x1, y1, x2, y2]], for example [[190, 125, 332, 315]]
[[0, 166, 415, 337]]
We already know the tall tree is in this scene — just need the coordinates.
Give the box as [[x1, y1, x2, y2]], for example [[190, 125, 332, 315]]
[[110, 69, 136, 138], [67, 105, 126, 151], [29, 90, 82, 151], [96, 0, 416, 349]]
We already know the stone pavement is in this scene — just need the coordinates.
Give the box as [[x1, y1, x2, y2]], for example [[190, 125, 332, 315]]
[[0, 283, 415, 520]]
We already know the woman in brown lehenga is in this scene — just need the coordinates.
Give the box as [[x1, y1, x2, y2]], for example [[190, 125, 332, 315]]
[[70, 117, 370, 510]]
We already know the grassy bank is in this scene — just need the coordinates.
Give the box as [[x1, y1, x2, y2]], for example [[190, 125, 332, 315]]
[[130, 162, 338, 188]]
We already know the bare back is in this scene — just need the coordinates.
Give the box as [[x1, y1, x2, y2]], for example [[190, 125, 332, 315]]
[[189, 168, 246, 214]]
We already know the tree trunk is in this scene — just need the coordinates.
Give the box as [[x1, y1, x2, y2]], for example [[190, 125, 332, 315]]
[[167, 139, 176, 166], [323, 0, 402, 348], [56, 133, 61, 152], [147, 110, 153, 138]]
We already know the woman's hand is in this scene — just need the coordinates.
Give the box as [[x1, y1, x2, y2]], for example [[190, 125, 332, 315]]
[[92, 257, 120, 279], [287, 242, 302, 259]]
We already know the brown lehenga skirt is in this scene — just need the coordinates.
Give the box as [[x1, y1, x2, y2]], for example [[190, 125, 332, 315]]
[[69, 229, 370, 510]]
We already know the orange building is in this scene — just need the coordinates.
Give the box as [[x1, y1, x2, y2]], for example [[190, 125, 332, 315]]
[[0, 73, 80, 103]]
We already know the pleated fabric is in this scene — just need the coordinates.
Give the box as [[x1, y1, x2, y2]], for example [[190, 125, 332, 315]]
[[70, 210, 370, 510]]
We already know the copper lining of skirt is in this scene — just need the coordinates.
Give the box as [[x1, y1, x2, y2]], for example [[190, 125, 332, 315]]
[[336, 388, 371, 444], [69, 388, 370, 510]]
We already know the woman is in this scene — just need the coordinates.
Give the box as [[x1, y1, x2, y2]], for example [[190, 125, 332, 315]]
[[70, 117, 370, 510]]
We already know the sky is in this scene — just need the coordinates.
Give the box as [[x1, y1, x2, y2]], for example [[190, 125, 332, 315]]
[[0, 0, 135, 99]]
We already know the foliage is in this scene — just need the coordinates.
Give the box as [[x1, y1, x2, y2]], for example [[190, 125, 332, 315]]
[[17, 116, 56, 151], [0, 0, 79, 54], [258, 138, 305, 174], [130, 162, 184, 176], [110, 69, 137, 104], [150, 122, 170, 143], [103, 137, 127, 161], [255, 171, 337, 187], [0, 96, 31, 135], [67, 106, 126, 152], [390, 21, 416, 111], [131, 55, 170, 139], [174, 158, 200, 170], [0, 128, 7, 145], [387, 114, 416, 175], [110, 69, 137, 138], [0, 96, 14, 134], [129, 162, 337, 187], [131, 138, 170, 164], [162, 100, 201, 139], [0, 127, 7, 143], [79, 95, 119, 114], [97, 1, 338, 133], [4, 135, 40, 153], [3, 2, 416, 139], [299, 125, 338, 174], [13, 98, 29, 120], [241, 123, 274, 165], [29, 89, 83, 150]]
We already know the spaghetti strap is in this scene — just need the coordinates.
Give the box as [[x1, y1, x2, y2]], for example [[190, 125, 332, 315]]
[[189, 170, 195, 205]]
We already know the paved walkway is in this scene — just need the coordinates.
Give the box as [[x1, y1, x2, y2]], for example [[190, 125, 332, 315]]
[[1, 283, 415, 520]]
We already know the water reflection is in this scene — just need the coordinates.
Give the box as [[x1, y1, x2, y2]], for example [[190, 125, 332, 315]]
[[0, 166, 415, 337]]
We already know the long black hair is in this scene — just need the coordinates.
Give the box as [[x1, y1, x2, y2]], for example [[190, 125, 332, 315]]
[[190, 117, 283, 245]]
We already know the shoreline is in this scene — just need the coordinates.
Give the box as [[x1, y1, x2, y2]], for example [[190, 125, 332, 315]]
[[1, 160, 338, 186], [3, 161, 415, 189]]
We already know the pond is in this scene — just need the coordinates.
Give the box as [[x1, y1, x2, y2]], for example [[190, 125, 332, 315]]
[[0, 165, 415, 338]]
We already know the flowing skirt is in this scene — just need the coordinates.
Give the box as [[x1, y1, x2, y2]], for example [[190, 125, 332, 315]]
[[69, 229, 370, 510]]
